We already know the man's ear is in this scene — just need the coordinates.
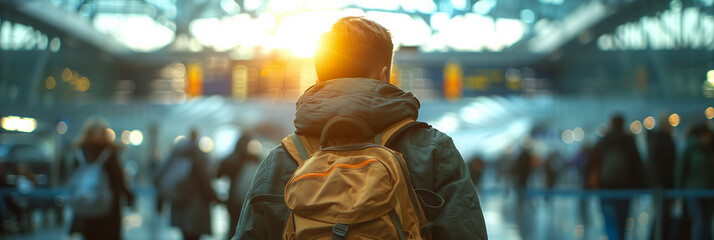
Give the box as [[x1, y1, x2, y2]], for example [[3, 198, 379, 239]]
[[378, 66, 390, 82]]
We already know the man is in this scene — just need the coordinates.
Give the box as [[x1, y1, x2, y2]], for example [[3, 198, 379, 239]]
[[591, 114, 646, 240], [647, 114, 678, 239], [679, 123, 714, 240], [233, 16, 487, 239]]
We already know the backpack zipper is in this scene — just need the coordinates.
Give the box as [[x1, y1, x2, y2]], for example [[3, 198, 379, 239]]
[[291, 158, 378, 183]]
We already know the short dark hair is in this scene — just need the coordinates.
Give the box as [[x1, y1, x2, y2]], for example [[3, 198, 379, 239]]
[[610, 114, 625, 130], [314, 16, 394, 82]]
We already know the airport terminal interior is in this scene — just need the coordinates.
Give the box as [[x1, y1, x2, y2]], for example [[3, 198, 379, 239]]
[[1, 0, 714, 239]]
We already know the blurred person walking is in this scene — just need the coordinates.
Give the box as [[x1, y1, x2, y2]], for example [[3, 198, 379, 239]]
[[156, 129, 218, 240], [543, 152, 561, 190], [217, 132, 260, 240], [468, 156, 486, 188], [512, 148, 535, 193], [69, 117, 135, 240], [572, 144, 594, 227], [647, 114, 679, 240], [678, 123, 714, 240], [233, 17, 487, 239], [590, 114, 646, 240], [511, 148, 535, 239]]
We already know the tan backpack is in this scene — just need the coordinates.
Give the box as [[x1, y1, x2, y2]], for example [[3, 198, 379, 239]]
[[281, 115, 429, 240]]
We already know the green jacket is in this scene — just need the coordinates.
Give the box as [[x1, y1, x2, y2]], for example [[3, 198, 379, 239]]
[[679, 139, 714, 189], [233, 78, 487, 239]]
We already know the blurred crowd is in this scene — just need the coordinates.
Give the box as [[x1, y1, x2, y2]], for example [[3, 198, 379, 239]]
[[0, 111, 712, 240], [468, 113, 714, 240], [0, 117, 262, 240]]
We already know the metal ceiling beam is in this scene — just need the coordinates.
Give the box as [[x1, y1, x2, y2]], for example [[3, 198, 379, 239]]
[[5, 1, 131, 56], [534, 0, 671, 55], [527, 1, 614, 54], [568, 0, 671, 47]]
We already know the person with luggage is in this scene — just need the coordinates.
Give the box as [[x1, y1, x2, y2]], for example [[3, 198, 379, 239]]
[[233, 16, 487, 239], [156, 129, 218, 240], [217, 132, 260, 240], [68, 117, 135, 240], [590, 114, 646, 240]]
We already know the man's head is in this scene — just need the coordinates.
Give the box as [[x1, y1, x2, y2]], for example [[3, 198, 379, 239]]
[[190, 128, 199, 141], [610, 114, 625, 132], [315, 16, 394, 82]]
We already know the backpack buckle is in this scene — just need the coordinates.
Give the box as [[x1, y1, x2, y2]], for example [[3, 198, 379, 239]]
[[332, 223, 349, 237]]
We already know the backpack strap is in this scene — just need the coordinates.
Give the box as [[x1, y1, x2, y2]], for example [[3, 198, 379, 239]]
[[76, 148, 112, 166], [96, 148, 112, 165], [281, 134, 320, 166], [76, 149, 88, 167], [378, 118, 430, 146], [289, 134, 309, 164]]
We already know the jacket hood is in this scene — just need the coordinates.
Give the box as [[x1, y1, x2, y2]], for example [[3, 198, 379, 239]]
[[294, 78, 420, 136]]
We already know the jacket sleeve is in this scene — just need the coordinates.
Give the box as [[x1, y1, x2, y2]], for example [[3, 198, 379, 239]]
[[191, 149, 218, 202], [428, 135, 488, 240], [106, 149, 134, 204], [233, 145, 296, 240]]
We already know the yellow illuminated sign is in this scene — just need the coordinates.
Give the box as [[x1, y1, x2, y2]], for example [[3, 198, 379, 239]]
[[187, 63, 203, 98], [443, 61, 463, 102]]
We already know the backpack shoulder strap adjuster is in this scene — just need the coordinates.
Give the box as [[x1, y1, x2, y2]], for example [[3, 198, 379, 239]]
[[331, 223, 349, 239]]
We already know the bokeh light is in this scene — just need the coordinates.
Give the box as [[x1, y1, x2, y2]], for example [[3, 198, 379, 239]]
[[561, 129, 574, 144], [668, 113, 680, 127], [76, 77, 90, 92], [247, 139, 264, 155], [121, 130, 131, 145], [129, 130, 143, 146], [199, 136, 214, 152], [572, 127, 585, 142], [1, 116, 37, 133], [174, 135, 186, 145], [595, 123, 607, 137], [626, 217, 635, 231], [45, 76, 56, 89], [706, 107, 714, 119], [56, 121, 68, 134], [630, 120, 643, 134], [643, 116, 655, 130], [62, 68, 72, 81], [638, 212, 649, 226], [106, 128, 116, 142]]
